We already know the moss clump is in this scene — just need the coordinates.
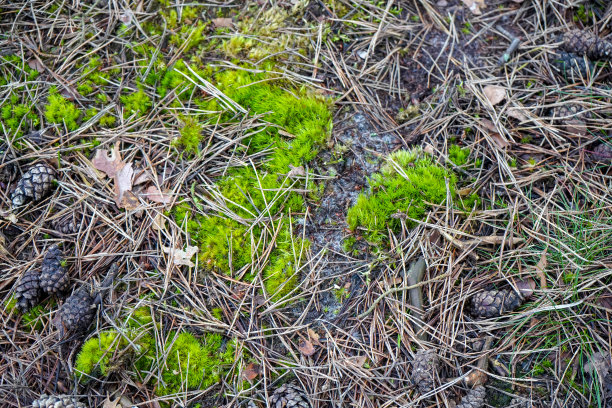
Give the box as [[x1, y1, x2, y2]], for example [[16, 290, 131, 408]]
[[346, 149, 455, 244], [75, 330, 128, 381], [175, 116, 203, 154], [45, 88, 81, 131], [157, 332, 235, 396], [120, 90, 152, 118], [449, 144, 470, 166], [173, 70, 331, 299], [1, 95, 39, 138]]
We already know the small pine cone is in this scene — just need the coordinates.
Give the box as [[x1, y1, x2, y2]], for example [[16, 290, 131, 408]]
[[31, 394, 87, 408], [471, 289, 523, 318], [562, 29, 612, 60], [40, 245, 69, 295], [591, 143, 612, 163], [456, 386, 486, 408], [53, 215, 78, 235], [0, 147, 17, 184], [411, 349, 439, 394], [57, 286, 97, 335], [14, 269, 41, 312], [11, 162, 56, 209], [269, 383, 311, 408], [550, 51, 594, 78]]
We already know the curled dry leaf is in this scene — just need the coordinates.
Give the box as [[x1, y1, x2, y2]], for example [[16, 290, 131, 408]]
[[288, 165, 305, 177], [27, 58, 45, 73], [143, 185, 172, 205], [298, 340, 316, 356], [307, 328, 321, 346], [242, 363, 261, 381], [507, 107, 528, 122], [114, 163, 134, 208], [484, 85, 507, 106], [163, 245, 199, 268], [212, 17, 233, 28], [93, 143, 125, 179], [480, 119, 510, 149]]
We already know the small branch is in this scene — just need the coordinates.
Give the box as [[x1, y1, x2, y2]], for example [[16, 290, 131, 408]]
[[406, 257, 427, 342]]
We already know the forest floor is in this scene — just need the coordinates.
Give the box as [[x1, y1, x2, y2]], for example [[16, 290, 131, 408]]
[[1, 1, 611, 407]]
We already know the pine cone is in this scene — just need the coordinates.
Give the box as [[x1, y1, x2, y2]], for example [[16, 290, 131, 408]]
[[31, 394, 87, 408], [591, 143, 612, 163], [0, 147, 17, 184], [471, 289, 523, 318], [14, 269, 41, 312], [52, 215, 78, 235], [550, 51, 594, 79], [11, 162, 56, 209], [456, 386, 486, 408], [411, 349, 439, 393], [57, 285, 97, 335], [40, 245, 69, 295], [269, 383, 311, 408], [562, 29, 612, 60]]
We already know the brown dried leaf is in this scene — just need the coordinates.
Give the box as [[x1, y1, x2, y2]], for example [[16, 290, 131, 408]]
[[484, 85, 507, 106], [242, 363, 260, 381], [461, 0, 485, 15], [163, 245, 199, 268], [516, 278, 536, 300], [27, 58, 45, 73], [480, 119, 510, 149], [507, 107, 528, 122], [308, 328, 321, 346], [93, 144, 125, 178], [212, 17, 233, 28], [143, 185, 172, 205], [152, 212, 166, 231], [298, 340, 316, 356], [115, 163, 134, 207], [288, 165, 305, 177], [120, 190, 140, 211], [102, 397, 120, 408]]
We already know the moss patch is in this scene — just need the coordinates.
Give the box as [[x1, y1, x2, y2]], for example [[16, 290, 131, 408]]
[[346, 148, 455, 244], [45, 88, 81, 131]]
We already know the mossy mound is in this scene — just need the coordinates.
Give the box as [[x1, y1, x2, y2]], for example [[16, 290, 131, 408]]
[[75, 329, 236, 399], [347, 149, 455, 245]]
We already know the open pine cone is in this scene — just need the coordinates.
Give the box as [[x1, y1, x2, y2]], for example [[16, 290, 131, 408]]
[[14, 269, 41, 312], [471, 289, 523, 318], [11, 162, 56, 209], [0, 146, 17, 184], [562, 29, 612, 60], [456, 385, 486, 408], [269, 383, 311, 408], [40, 245, 69, 295], [31, 394, 87, 408], [411, 349, 439, 394], [57, 285, 98, 335]]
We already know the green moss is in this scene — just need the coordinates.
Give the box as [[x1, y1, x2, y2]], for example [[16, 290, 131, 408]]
[[120, 90, 152, 118], [45, 88, 81, 131], [156, 332, 236, 396], [346, 148, 455, 244], [99, 114, 116, 127], [75, 330, 128, 381], [175, 116, 203, 154], [170, 22, 207, 53], [172, 70, 331, 299], [448, 144, 469, 166], [1, 99, 38, 138]]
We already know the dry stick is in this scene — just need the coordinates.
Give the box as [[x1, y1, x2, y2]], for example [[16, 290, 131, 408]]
[[357, 267, 448, 321], [406, 257, 427, 342]]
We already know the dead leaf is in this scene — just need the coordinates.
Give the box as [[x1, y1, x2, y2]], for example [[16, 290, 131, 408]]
[[461, 0, 485, 15], [152, 212, 166, 231], [212, 17, 233, 28], [298, 340, 316, 356], [133, 170, 153, 186], [242, 363, 260, 381], [102, 396, 120, 408], [484, 85, 507, 106], [163, 245, 199, 268], [507, 107, 528, 122], [480, 119, 510, 149], [423, 143, 435, 155], [115, 163, 134, 207], [27, 58, 45, 73], [120, 190, 140, 211], [533, 251, 548, 289], [143, 185, 172, 205], [288, 165, 305, 177], [307, 329, 321, 346], [516, 278, 536, 300], [345, 355, 367, 367], [93, 144, 125, 178]]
